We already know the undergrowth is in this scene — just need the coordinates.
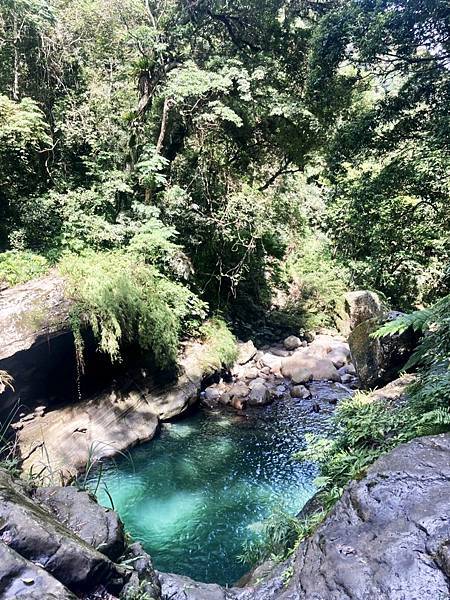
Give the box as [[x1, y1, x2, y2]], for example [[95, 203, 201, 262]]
[[273, 233, 350, 331], [199, 317, 238, 369], [0, 250, 49, 288], [59, 251, 207, 370]]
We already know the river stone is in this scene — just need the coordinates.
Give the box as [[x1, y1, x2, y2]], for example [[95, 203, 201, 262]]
[[0, 469, 122, 593], [204, 385, 221, 402], [241, 366, 259, 380], [281, 354, 340, 382], [228, 382, 250, 399], [33, 486, 125, 561], [247, 382, 271, 406], [237, 341, 257, 365], [275, 433, 450, 600], [268, 347, 291, 357], [259, 353, 283, 375], [283, 336, 302, 350], [248, 377, 268, 389], [0, 541, 77, 600], [327, 345, 350, 369], [290, 385, 311, 399], [290, 367, 313, 385]]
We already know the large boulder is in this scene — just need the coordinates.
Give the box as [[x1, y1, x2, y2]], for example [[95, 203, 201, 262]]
[[281, 353, 340, 382], [237, 341, 257, 365], [33, 486, 125, 561], [349, 313, 417, 388], [0, 541, 77, 599], [344, 290, 385, 331], [0, 470, 124, 595], [275, 433, 450, 600]]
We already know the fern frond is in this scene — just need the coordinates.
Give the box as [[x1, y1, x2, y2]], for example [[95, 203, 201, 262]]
[[371, 308, 432, 339]]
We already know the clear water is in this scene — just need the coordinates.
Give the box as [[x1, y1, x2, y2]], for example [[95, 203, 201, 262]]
[[91, 389, 340, 585]]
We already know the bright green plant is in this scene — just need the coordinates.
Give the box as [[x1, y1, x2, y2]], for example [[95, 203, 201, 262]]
[[273, 232, 350, 331], [60, 251, 207, 369], [0, 251, 49, 287], [237, 509, 303, 566], [199, 317, 238, 370]]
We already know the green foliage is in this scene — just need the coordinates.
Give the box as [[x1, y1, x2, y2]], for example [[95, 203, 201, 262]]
[[60, 251, 206, 369], [0, 250, 49, 287], [313, 0, 450, 309], [199, 318, 238, 370], [276, 233, 350, 330], [293, 295, 450, 551], [238, 509, 302, 566], [122, 580, 156, 600]]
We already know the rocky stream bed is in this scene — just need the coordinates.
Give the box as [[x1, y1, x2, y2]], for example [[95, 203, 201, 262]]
[[0, 283, 449, 599]]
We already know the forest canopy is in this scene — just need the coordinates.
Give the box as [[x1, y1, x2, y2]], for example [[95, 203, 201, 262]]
[[0, 0, 449, 364]]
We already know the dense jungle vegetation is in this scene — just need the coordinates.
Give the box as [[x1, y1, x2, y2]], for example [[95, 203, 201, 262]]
[[1, 0, 448, 358]]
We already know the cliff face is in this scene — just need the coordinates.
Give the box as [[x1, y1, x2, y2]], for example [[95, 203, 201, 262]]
[[273, 433, 450, 600], [0, 273, 75, 414]]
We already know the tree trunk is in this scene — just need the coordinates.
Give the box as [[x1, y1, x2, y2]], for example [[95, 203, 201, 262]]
[[12, 14, 20, 100]]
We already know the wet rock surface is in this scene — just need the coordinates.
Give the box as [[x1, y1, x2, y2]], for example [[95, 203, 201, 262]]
[[274, 433, 450, 600]]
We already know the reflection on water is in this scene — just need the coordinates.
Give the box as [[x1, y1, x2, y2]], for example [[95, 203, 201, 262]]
[[91, 391, 341, 585]]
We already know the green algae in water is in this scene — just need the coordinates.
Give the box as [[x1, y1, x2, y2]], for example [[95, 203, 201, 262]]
[[91, 397, 333, 585]]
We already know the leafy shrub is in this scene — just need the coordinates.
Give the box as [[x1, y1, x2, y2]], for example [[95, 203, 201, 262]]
[[272, 233, 350, 331], [0, 251, 49, 287], [60, 251, 207, 369], [238, 509, 302, 566], [199, 317, 238, 369]]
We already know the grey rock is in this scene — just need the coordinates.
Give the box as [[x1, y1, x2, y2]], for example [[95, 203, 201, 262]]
[[344, 290, 385, 330], [247, 382, 271, 406], [277, 433, 450, 600], [204, 385, 221, 402], [282, 354, 340, 382], [290, 385, 311, 399], [237, 341, 257, 365], [0, 541, 76, 600], [290, 367, 313, 385], [283, 336, 302, 351], [242, 366, 259, 380], [248, 377, 268, 389], [349, 313, 417, 388], [159, 571, 248, 599], [269, 347, 291, 357], [228, 382, 250, 398], [0, 469, 123, 594], [33, 486, 125, 560]]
